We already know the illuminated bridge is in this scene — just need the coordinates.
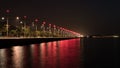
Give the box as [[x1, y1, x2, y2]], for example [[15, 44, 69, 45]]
[[0, 13, 81, 48], [0, 16, 80, 38]]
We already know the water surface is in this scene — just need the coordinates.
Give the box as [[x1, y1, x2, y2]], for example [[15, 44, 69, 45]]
[[0, 38, 82, 68]]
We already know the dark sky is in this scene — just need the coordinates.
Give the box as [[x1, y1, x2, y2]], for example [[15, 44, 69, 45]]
[[0, 0, 120, 35]]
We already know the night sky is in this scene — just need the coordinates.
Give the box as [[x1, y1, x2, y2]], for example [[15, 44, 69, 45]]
[[0, 0, 120, 35]]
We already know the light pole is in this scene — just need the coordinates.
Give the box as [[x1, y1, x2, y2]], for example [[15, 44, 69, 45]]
[[57, 26, 60, 37], [23, 16, 27, 37], [6, 18, 8, 37], [20, 21, 23, 37], [23, 22, 26, 37], [35, 18, 39, 37], [1, 17, 5, 36], [6, 9, 10, 37], [41, 21, 46, 37], [48, 24, 51, 37], [16, 16, 20, 37], [35, 19, 38, 32], [53, 25, 56, 37]]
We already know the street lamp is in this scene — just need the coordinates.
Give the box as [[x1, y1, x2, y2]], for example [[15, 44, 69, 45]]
[[2, 17, 5, 20], [20, 21, 23, 24], [6, 17, 9, 37], [53, 25, 56, 37], [40, 21, 46, 37], [6, 9, 10, 37], [48, 24, 51, 37], [35, 18, 38, 31], [16, 16, 19, 20], [15, 16, 20, 37], [34, 18, 39, 37], [23, 16, 27, 37], [19, 21, 23, 37]]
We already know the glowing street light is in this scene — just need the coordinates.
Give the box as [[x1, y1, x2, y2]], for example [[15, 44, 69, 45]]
[[19, 21, 23, 37], [113, 35, 119, 38], [2, 17, 5, 20], [43, 21, 46, 24], [35, 18, 38, 22], [20, 21, 23, 24], [16, 16, 19, 20], [6, 9, 10, 13]]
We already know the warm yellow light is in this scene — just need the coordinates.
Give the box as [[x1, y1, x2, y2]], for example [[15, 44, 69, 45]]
[[20, 21, 23, 24], [2, 17, 5, 20], [16, 17, 19, 20], [113, 35, 119, 38], [80, 35, 84, 37]]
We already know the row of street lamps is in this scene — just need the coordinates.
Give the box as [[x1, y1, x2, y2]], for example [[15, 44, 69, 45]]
[[0, 16, 80, 37], [0, 10, 80, 37]]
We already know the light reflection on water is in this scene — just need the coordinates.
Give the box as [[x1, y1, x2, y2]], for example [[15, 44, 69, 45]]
[[0, 49, 6, 68], [0, 38, 81, 68]]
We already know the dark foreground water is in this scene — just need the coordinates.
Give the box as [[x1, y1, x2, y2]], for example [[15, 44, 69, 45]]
[[83, 37, 119, 68], [0, 38, 82, 68], [0, 38, 119, 68]]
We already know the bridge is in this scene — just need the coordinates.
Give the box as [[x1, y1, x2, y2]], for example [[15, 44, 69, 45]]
[[0, 16, 80, 38], [0, 12, 80, 48]]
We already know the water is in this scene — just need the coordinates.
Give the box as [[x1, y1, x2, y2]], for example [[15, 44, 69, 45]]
[[0, 38, 119, 68], [83, 37, 119, 68], [0, 38, 82, 68]]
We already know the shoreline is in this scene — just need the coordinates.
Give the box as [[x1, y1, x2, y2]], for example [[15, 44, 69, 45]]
[[0, 37, 79, 48]]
